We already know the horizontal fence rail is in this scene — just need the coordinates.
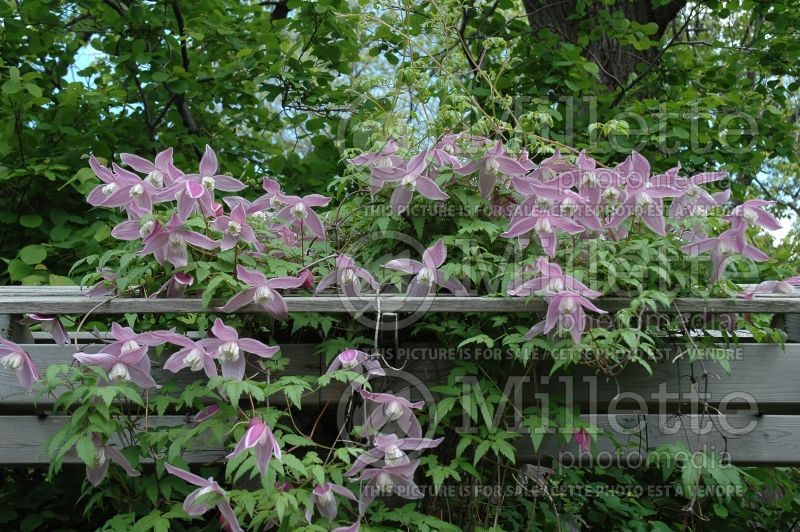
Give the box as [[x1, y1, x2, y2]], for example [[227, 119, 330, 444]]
[[0, 286, 799, 466]]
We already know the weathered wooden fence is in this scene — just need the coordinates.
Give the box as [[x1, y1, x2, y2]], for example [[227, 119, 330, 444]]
[[1, 286, 800, 466]]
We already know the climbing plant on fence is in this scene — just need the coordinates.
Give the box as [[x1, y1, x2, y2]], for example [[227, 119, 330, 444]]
[[3, 131, 800, 530]]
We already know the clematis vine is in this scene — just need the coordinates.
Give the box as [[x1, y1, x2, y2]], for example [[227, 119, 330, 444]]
[[0, 339, 38, 389], [165, 464, 243, 532], [682, 227, 770, 283], [606, 152, 682, 235], [347, 139, 405, 195], [379, 151, 449, 215], [315, 255, 379, 297], [383, 240, 468, 297], [198, 318, 279, 381], [139, 214, 218, 268], [739, 276, 800, 299], [454, 141, 526, 199], [359, 389, 423, 438], [305, 482, 358, 530], [725, 199, 782, 231], [74, 345, 159, 389], [80, 434, 140, 487], [325, 348, 385, 390], [523, 291, 607, 344], [274, 192, 331, 240], [219, 265, 306, 319], [22, 313, 69, 345], [120, 147, 181, 189], [346, 433, 443, 476], [227, 417, 281, 477], [357, 460, 423, 516], [163, 334, 218, 378], [212, 204, 257, 251]]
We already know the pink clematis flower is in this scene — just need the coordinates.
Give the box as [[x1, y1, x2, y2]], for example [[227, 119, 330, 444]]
[[346, 433, 443, 476], [163, 335, 218, 378], [219, 266, 306, 320], [111, 216, 159, 242], [193, 404, 220, 423], [357, 460, 423, 516], [669, 171, 728, 219], [725, 199, 782, 232], [81, 434, 141, 486], [379, 151, 449, 215], [573, 428, 591, 453], [551, 150, 622, 207], [509, 257, 601, 298], [120, 147, 181, 189], [347, 140, 406, 195], [22, 313, 69, 345], [198, 318, 279, 381], [149, 272, 194, 299], [606, 152, 682, 236], [527, 150, 577, 182], [383, 240, 468, 297], [431, 134, 462, 168], [359, 389, 424, 438], [524, 291, 607, 344], [739, 276, 800, 299], [501, 204, 584, 257], [297, 268, 314, 289], [326, 349, 385, 390], [274, 193, 331, 240], [227, 418, 281, 477], [454, 141, 527, 199], [86, 268, 118, 298], [305, 482, 358, 528], [0, 338, 38, 389], [682, 227, 770, 283], [170, 145, 247, 221], [316, 255, 379, 297], [74, 345, 159, 389], [100, 322, 175, 356], [165, 463, 243, 532], [139, 214, 218, 268], [212, 204, 257, 251], [86, 156, 147, 213]]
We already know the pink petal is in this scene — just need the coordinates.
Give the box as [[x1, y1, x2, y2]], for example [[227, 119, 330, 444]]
[[199, 145, 218, 177], [211, 318, 238, 342]]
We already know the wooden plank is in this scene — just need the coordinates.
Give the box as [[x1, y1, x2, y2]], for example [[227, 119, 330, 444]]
[[2, 413, 798, 466], [1, 294, 800, 315], [0, 415, 224, 464], [522, 413, 800, 466]]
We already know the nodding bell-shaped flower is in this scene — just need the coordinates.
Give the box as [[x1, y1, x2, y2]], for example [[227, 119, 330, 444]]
[[357, 460, 423, 516], [315, 255, 378, 297], [305, 482, 358, 528], [198, 318, 278, 381], [359, 389, 424, 438], [212, 204, 257, 251], [383, 240, 468, 297], [739, 276, 800, 299], [378, 151, 449, 215], [162, 333, 219, 378], [165, 464, 243, 532], [347, 139, 406, 196], [274, 192, 330, 240], [724, 199, 782, 232], [226, 418, 281, 477], [218, 265, 306, 320], [74, 345, 160, 389], [682, 227, 769, 283], [453, 141, 526, 199], [325, 349, 385, 390], [78, 434, 140, 487], [523, 291, 607, 345], [508, 257, 601, 298], [0, 339, 38, 389], [346, 433, 443, 477], [22, 313, 69, 345]]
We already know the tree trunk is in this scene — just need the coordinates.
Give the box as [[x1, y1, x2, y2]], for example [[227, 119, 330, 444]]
[[522, 0, 687, 88]]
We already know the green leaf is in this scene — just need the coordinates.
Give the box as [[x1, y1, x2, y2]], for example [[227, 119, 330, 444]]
[[20, 244, 47, 265], [19, 214, 43, 228]]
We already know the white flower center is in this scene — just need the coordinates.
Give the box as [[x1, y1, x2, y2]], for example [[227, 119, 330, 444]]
[[168, 233, 184, 249], [291, 202, 308, 220], [376, 472, 394, 494], [485, 158, 500, 175], [254, 285, 275, 305], [269, 196, 282, 208], [636, 192, 653, 207], [685, 184, 699, 198], [109, 362, 131, 382], [340, 269, 359, 286], [145, 170, 164, 187], [559, 297, 577, 314], [561, 197, 576, 215], [1, 353, 24, 372], [718, 240, 736, 256], [742, 207, 758, 225], [121, 340, 140, 353], [226, 220, 241, 236], [102, 183, 119, 196], [201, 176, 215, 191], [219, 342, 240, 362], [581, 171, 597, 187], [317, 489, 335, 506], [139, 220, 155, 239], [94, 447, 107, 466], [400, 175, 416, 191], [184, 348, 205, 372], [418, 268, 436, 287], [385, 400, 404, 421], [534, 218, 553, 235], [129, 184, 144, 198], [376, 156, 393, 168], [340, 353, 358, 369], [251, 211, 267, 221], [384, 444, 406, 466], [602, 187, 619, 200], [547, 278, 565, 293]]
